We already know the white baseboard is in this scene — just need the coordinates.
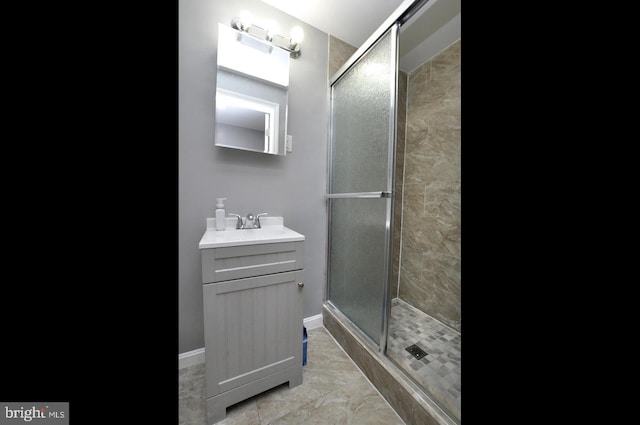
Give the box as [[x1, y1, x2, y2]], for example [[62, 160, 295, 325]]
[[303, 313, 323, 330], [178, 347, 205, 369], [179, 313, 324, 369]]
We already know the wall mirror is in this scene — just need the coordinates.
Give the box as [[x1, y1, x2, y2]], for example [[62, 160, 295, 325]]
[[215, 23, 289, 155]]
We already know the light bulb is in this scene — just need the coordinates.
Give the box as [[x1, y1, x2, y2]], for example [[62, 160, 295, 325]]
[[290, 26, 304, 45]]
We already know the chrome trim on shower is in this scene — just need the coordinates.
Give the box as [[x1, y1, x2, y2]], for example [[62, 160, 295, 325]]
[[380, 22, 399, 355], [325, 191, 391, 199]]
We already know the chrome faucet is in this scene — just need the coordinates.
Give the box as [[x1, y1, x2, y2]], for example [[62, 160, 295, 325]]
[[255, 213, 268, 228], [228, 213, 268, 229], [228, 213, 243, 229], [244, 213, 257, 229]]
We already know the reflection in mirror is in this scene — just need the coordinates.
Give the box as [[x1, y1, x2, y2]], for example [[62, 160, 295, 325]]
[[215, 23, 289, 155], [215, 89, 279, 154]]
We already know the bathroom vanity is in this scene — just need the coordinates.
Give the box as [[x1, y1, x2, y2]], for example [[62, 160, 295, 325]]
[[199, 217, 305, 424]]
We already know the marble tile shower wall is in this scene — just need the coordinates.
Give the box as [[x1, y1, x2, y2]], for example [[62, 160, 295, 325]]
[[398, 40, 461, 331], [328, 35, 357, 80]]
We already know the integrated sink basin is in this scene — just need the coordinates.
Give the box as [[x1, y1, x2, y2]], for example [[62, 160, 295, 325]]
[[198, 216, 305, 249]]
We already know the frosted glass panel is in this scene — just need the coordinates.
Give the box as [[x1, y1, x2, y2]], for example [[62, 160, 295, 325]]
[[328, 198, 388, 343], [331, 31, 393, 194], [327, 26, 396, 348]]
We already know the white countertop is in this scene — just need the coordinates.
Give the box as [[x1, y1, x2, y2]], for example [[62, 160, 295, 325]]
[[198, 216, 305, 249]]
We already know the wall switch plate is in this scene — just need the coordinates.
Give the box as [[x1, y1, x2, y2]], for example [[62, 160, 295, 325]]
[[286, 135, 293, 153]]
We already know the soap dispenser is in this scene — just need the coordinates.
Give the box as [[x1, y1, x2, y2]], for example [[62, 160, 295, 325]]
[[215, 198, 227, 231]]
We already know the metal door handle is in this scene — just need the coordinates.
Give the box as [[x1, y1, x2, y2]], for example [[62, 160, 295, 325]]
[[298, 282, 304, 288], [325, 191, 391, 199]]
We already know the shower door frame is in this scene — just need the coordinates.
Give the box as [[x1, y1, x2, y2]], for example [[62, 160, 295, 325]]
[[325, 0, 431, 354], [326, 25, 398, 353]]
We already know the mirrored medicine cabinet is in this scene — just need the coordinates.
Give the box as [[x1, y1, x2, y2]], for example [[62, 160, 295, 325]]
[[215, 23, 290, 155]]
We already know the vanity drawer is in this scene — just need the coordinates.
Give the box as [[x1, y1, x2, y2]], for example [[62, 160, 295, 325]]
[[201, 241, 304, 283]]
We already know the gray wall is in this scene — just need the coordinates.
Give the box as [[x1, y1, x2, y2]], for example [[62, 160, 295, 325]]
[[179, 0, 329, 353]]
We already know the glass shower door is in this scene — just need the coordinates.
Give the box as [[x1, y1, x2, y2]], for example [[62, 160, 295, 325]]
[[327, 26, 398, 349]]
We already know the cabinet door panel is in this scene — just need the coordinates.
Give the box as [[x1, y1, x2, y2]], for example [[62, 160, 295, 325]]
[[204, 270, 302, 397]]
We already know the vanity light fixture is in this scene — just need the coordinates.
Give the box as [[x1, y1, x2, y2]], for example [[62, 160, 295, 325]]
[[231, 16, 303, 59]]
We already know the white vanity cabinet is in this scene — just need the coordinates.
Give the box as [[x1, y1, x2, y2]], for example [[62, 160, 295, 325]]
[[199, 219, 305, 424]]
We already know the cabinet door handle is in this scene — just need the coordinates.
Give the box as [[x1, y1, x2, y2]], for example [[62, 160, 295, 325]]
[[298, 282, 304, 288]]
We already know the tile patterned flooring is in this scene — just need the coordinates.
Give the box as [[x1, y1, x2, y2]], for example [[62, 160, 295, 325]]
[[179, 327, 405, 425], [387, 298, 461, 422]]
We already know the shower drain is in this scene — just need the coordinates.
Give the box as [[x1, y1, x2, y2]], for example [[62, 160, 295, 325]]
[[405, 344, 428, 360]]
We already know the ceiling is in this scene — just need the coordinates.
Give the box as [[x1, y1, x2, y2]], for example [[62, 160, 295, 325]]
[[261, 0, 406, 48]]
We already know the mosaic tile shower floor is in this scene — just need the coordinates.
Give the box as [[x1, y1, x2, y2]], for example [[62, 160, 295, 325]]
[[179, 327, 405, 425], [387, 298, 461, 422]]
